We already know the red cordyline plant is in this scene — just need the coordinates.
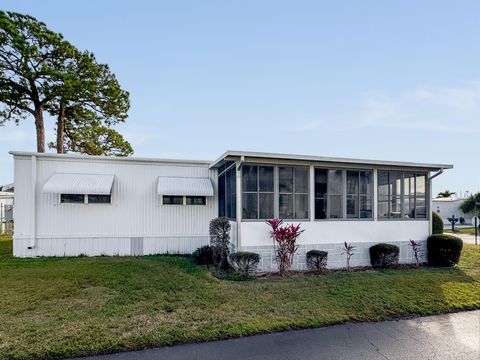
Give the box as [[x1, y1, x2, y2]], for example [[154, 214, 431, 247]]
[[266, 219, 304, 276], [409, 239, 422, 266]]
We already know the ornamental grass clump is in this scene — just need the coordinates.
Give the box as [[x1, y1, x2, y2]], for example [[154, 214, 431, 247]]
[[306, 250, 328, 273], [229, 252, 260, 276], [266, 219, 304, 276]]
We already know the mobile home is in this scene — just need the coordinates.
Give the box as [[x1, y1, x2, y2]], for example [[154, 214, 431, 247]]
[[11, 150, 452, 271]]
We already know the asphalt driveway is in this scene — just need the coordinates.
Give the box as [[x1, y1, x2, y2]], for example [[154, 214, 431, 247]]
[[75, 310, 479, 360]]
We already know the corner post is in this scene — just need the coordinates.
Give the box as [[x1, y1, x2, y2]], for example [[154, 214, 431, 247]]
[[235, 158, 243, 250], [29, 155, 37, 249]]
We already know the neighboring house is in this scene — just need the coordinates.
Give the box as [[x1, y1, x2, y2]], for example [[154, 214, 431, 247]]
[[0, 189, 14, 234], [10, 150, 452, 271], [432, 197, 472, 225]]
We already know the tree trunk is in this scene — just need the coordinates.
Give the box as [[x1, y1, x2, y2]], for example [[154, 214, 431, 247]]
[[34, 105, 45, 153], [56, 103, 65, 154]]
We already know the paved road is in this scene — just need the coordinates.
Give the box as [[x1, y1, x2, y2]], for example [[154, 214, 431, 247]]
[[76, 311, 479, 360]]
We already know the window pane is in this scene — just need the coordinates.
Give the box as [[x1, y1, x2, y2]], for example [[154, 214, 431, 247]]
[[404, 173, 415, 197], [226, 167, 236, 219], [416, 174, 426, 197], [259, 166, 274, 192], [242, 165, 257, 192], [295, 194, 309, 219], [390, 196, 402, 218], [377, 171, 389, 201], [346, 171, 359, 194], [346, 194, 358, 218], [315, 197, 327, 219], [163, 196, 183, 205], [279, 194, 293, 219], [259, 193, 274, 219], [403, 197, 414, 219], [415, 197, 427, 218], [360, 195, 372, 219], [242, 193, 258, 219], [186, 196, 206, 205], [359, 171, 372, 195], [60, 194, 84, 204], [390, 172, 402, 197], [329, 195, 343, 219], [329, 169, 343, 195], [88, 194, 111, 204], [294, 167, 309, 193], [218, 173, 225, 217], [314, 169, 328, 197], [378, 201, 389, 219], [279, 167, 293, 193]]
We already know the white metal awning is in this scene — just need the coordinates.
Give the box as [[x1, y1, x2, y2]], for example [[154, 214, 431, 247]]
[[43, 173, 115, 195], [157, 177, 214, 196]]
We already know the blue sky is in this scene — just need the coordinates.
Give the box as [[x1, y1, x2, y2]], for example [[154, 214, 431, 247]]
[[1, 1, 479, 196]]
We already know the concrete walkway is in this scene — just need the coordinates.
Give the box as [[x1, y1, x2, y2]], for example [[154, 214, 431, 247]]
[[75, 311, 480, 360], [455, 233, 479, 245]]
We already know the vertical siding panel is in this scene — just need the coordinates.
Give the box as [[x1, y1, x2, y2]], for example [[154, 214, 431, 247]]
[[13, 155, 218, 257]]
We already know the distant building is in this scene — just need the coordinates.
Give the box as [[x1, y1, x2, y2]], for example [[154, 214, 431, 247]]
[[0, 189, 14, 234], [432, 197, 472, 225]]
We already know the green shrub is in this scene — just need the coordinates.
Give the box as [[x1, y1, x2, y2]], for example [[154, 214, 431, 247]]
[[427, 234, 463, 267], [229, 252, 260, 275], [209, 217, 231, 269], [306, 250, 328, 272], [369, 243, 400, 268], [432, 212, 444, 234], [192, 245, 214, 266]]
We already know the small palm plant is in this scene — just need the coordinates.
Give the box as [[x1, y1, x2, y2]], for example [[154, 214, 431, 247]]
[[409, 239, 422, 266], [342, 242, 355, 271]]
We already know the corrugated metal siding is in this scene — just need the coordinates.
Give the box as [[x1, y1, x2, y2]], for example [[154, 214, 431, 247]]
[[157, 177, 214, 196], [43, 173, 115, 195], [13, 155, 218, 257]]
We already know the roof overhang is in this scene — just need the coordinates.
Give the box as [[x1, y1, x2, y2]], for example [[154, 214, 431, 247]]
[[209, 150, 454, 172], [43, 173, 115, 195], [157, 177, 214, 196]]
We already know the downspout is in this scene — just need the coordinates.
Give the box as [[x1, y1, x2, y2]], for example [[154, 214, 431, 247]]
[[28, 155, 37, 249], [428, 168, 444, 235], [235, 156, 244, 250]]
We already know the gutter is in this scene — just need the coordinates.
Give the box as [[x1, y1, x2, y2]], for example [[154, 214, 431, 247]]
[[428, 168, 444, 180]]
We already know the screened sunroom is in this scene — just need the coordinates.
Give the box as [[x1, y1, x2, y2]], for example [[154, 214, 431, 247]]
[[211, 150, 451, 271]]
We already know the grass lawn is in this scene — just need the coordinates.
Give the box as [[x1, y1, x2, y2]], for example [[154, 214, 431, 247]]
[[445, 227, 479, 236], [1, 234, 479, 360]]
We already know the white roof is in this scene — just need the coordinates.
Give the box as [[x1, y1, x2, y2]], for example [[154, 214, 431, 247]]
[[157, 177, 214, 196], [210, 150, 454, 171], [43, 173, 115, 195]]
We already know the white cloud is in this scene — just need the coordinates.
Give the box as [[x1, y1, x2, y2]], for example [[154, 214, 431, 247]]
[[295, 81, 480, 134]]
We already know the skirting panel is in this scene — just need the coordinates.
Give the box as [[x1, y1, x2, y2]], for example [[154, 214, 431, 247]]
[[13, 235, 209, 257], [241, 240, 428, 272]]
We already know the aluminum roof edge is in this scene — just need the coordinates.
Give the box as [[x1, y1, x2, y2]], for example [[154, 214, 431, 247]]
[[209, 150, 454, 171], [9, 151, 212, 166]]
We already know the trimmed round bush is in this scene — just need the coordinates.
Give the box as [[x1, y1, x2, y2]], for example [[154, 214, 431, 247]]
[[306, 250, 328, 272], [192, 245, 214, 266], [427, 234, 463, 267], [432, 212, 444, 234], [229, 252, 260, 275], [369, 243, 400, 268]]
